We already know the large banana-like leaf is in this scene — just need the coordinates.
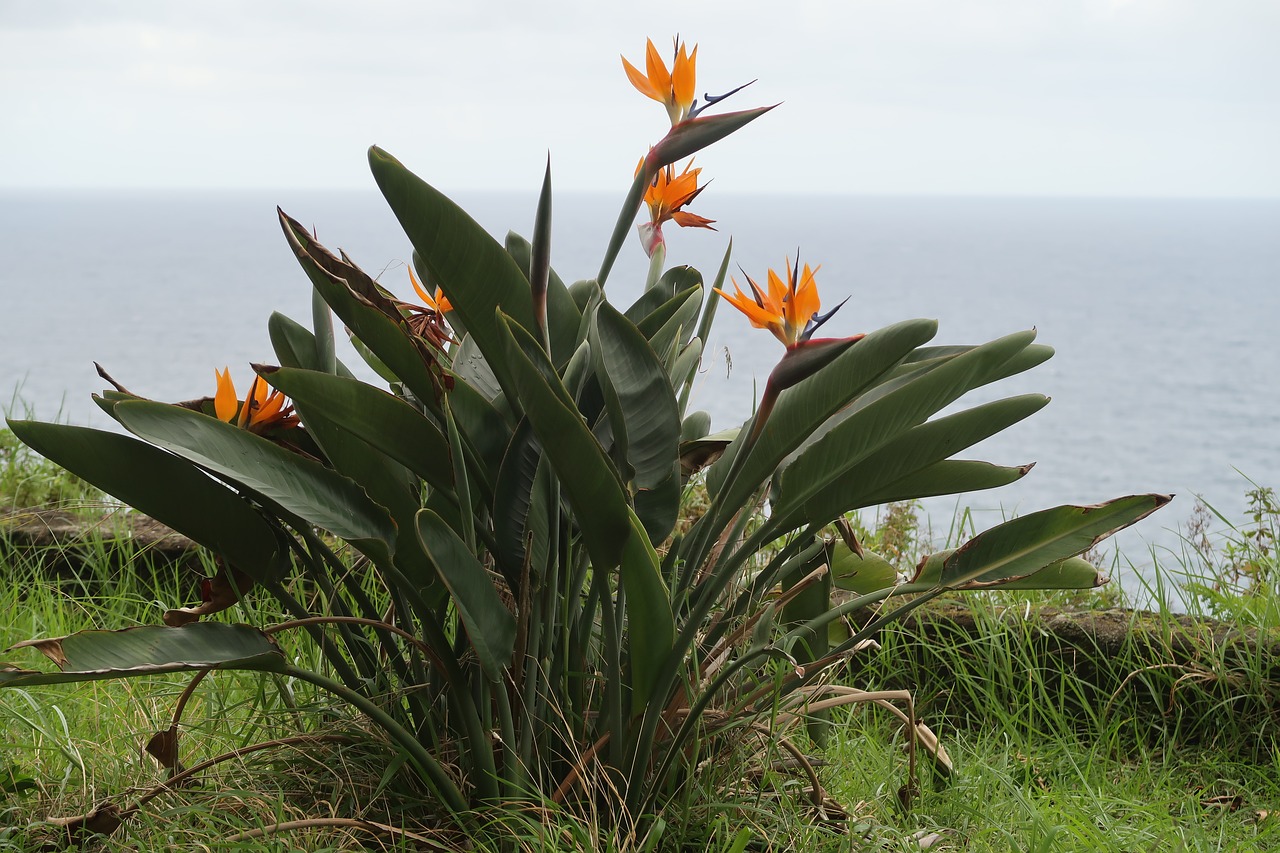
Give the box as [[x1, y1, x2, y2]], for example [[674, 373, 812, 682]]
[[257, 368, 441, 597], [414, 510, 516, 680], [268, 312, 359, 379], [854, 459, 1034, 507], [0, 623, 285, 687], [263, 367, 453, 492], [452, 334, 504, 403], [778, 393, 1050, 525], [112, 400, 396, 561], [505, 231, 582, 366], [775, 331, 1038, 525], [496, 312, 629, 568], [829, 543, 899, 595], [279, 212, 446, 411], [897, 341, 1055, 386], [910, 494, 1172, 589], [704, 319, 936, 513], [492, 418, 550, 585], [591, 303, 681, 493], [619, 508, 676, 714], [646, 287, 704, 365], [445, 375, 512, 495], [5, 420, 286, 581], [370, 146, 536, 397], [627, 268, 702, 332]]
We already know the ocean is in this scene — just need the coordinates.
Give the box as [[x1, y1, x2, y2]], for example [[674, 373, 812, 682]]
[[3, 188, 1278, 593]]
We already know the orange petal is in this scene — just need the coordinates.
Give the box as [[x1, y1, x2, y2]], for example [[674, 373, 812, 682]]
[[622, 55, 662, 101], [238, 376, 259, 428], [791, 263, 822, 324], [213, 368, 237, 423], [766, 267, 790, 310], [664, 169, 701, 207], [717, 284, 781, 330], [252, 375, 271, 409], [671, 210, 716, 229], [408, 266, 435, 307], [672, 43, 697, 111], [253, 389, 285, 427], [644, 38, 672, 99], [433, 288, 452, 313]]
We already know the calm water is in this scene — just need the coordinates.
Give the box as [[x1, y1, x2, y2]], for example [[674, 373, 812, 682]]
[[3, 189, 1278, 591]]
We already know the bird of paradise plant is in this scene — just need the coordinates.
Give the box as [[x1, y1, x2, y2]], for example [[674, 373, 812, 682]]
[[2, 35, 1168, 849]]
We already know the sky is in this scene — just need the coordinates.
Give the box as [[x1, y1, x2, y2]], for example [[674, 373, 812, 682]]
[[1, 0, 1278, 197]]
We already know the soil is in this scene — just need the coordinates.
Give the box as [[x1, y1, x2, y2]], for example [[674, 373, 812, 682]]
[[0, 507, 201, 578]]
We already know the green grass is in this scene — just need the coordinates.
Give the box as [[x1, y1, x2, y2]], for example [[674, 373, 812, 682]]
[[2, 484, 1278, 850], [0, 421, 102, 515]]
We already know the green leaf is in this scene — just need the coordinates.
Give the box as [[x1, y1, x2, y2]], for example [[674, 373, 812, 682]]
[[681, 410, 712, 442], [619, 508, 675, 713], [627, 267, 701, 331], [1, 623, 285, 687], [900, 342, 1054, 386], [112, 400, 396, 560], [776, 331, 1039, 526], [829, 543, 899, 595], [633, 469, 681, 547], [855, 459, 1034, 507], [992, 555, 1108, 590], [635, 281, 702, 343], [445, 375, 511, 494], [647, 288, 704, 366], [268, 312, 358, 379], [451, 334, 504, 403], [705, 319, 936, 512], [529, 158, 554, 353], [263, 367, 453, 492], [492, 418, 550, 586], [668, 338, 702, 393], [256, 368, 442, 599], [914, 494, 1171, 588], [5, 420, 286, 581], [504, 232, 582, 368], [591, 303, 681, 492], [497, 312, 630, 568], [369, 146, 536, 396], [414, 510, 516, 680], [782, 394, 1050, 524], [278, 212, 445, 409]]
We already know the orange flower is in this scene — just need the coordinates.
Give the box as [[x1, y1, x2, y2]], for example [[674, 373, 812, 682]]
[[636, 158, 715, 256], [213, 368, 298, 434], [715, 257, 845, 347], [408, 266, 452, 314], [622, 37, 698, 125]]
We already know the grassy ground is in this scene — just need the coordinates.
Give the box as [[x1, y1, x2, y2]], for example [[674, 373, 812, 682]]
[[1, 426, 1278, 850]]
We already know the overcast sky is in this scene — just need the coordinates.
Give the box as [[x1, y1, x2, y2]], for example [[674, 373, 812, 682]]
[[2, 0, 1277, 197]]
